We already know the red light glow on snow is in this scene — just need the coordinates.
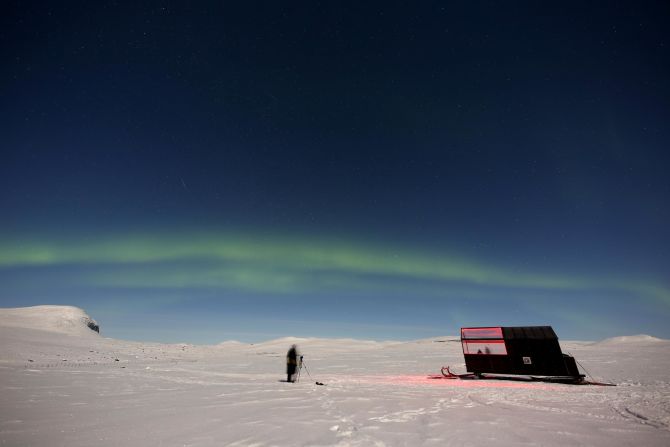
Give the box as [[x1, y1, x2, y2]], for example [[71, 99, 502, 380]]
[[373, 375, 562, 390]]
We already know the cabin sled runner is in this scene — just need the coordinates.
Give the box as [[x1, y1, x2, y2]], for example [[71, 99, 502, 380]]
[[442, 326, 585, 384]]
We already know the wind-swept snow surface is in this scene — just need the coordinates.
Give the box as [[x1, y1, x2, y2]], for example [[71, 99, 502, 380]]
[[1, 307, 669, 446]]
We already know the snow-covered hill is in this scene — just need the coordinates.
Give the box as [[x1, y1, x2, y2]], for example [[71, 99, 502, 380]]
[[1, 306, 669, 446], [596, 334, 666, 345], [0, 305, 99, 335]]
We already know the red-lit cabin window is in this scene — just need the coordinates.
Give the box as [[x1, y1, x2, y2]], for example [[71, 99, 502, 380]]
[[461, 327, 503, 339], [462, 340, 508, 355], [461, 327, 507, 355]]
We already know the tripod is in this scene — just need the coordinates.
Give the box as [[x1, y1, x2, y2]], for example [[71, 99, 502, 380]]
[[296, 355, 307, 382]]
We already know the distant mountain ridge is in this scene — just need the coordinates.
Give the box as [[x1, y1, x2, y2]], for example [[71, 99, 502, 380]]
[[597, 334, 665, 344], [1, 305, 666, 345]]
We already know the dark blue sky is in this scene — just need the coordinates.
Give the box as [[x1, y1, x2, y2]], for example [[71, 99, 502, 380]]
[[2, 1, 669, 343]]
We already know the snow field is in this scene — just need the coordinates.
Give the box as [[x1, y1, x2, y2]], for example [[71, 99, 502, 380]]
[[1, 306, 669, 446]]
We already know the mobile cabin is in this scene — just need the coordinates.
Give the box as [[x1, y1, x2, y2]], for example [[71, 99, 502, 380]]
[[461, 326, 583, 380]]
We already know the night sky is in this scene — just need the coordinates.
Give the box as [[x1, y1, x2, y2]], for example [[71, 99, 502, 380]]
[[2, 1, 669, 343]]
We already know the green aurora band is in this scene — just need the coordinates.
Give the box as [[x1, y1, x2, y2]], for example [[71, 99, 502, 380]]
[[1, 231, 668, 307]]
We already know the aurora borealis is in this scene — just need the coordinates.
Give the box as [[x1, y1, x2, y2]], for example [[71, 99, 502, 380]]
[[1, 231, 668, 303], [2, 2, 669, 342]]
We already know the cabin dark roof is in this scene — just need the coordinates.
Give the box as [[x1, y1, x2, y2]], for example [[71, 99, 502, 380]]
[[502, 326, 557, 340]]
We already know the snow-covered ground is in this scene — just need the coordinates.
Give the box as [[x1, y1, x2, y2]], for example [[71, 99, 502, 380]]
[[1, 306, 669, 446]]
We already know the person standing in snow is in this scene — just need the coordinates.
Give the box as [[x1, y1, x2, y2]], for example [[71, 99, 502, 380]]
[[286, 344, 300, 382]]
